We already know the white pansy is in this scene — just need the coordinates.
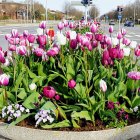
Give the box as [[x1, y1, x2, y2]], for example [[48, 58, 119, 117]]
[[69, 30, 77, 40], [16, 110, 21, 118], [134, 106, 139, 112], [123, 47, 131, 56], [29, 83, 37, 91], [26, 109, 30, 113], [8, 117, 12, 121], [112, 37, 118, 46], [130, 41, 137, 49], [20, 106, 25, 112], [56, 31, 66, 46]]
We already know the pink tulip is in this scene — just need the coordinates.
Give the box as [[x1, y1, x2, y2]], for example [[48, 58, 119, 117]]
[[9, 45, 16, 51], [27, 34, 35, 43], [16, 46, 27, 56], [135, 45, 140, 57], [103, 50, 110, 60], [90, 24, 97, 33], [63, 20, 68, 27], [117, 32, 123, 40], [39, 21, 46, 29], [37, 35, 47, 46], [47, 47, 59, 57], [0, 74, 10, 86], [105, 36, 112, 46], [87, 43, 93, 51], [43, 86, 56, 99], [92, 40, 98, 48], [5, 34, 12, 40], [81, 36, 90, 47], [123, 38, 131, 46], [23, 30, 29, 37], [20, 39, 27, 46], [108, 47, 118, 59], [121, 28, 126, 36], [95, 34, 103, 41], [55, 95, 60, 100], [0, 50, 5, 63], [117, 49, 124, 59], [70, 39, 78, 49], [86, 32, 93, 40], [68, 79, 76, 89], [76, 33, 82, 43], [34, 48, 44, 57], [99, 79, 107, 92], [109, 26, 113, 33], [8, 38, 19, 45], [69, 22, 75, 29], [66, 30, 70, 39], [127, 71, 140, 80], [57, 22, 64, 30], [11, 29, 18, 38]]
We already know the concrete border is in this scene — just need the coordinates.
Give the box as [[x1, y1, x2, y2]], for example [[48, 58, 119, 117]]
[[0, 122, 140, 140]]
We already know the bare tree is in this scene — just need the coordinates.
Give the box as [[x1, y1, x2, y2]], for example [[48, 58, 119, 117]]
[[89, 5, 100, 19]]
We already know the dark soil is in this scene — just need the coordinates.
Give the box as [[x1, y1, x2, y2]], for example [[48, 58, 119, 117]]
[[1, 116, 140, 131]]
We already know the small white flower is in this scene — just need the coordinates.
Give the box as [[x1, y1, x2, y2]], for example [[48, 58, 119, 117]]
[[48, 117, 54, 123], [20, 106, 25, 112], [15, 104, 20, 109], [29, 83, 37, 91], [134, 106, 139, 112], [26, 109, 30, 113], [8, 117, 12, 121], [2, 113, 6, 118], [10, 110, 15, 114], [99, 79, 107, 92], [69, 30, 77, 40], [43, 118, 47, 123], [16, 110, 21, 118], [7, 105, 12, 111], [35, 114, 40, 120]]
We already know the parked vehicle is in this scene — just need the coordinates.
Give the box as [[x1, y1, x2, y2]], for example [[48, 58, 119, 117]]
[[124, 21, 134, 27], [109, 20, 115, 25]]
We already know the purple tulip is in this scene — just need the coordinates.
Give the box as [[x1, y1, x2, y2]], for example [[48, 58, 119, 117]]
[[68, 79, 76, 89], [57, 22, 64, 30], [63, 20, 68, 27], [0, 50, 5, 63], [108, 47, 118, 59], [81, 36, 90, 47], [127, 71, 140, 80], [16, 46, 27, 56], [66, 31, 70, 39], [90, 24, 97, 33], [27, 34, 35, 43], [135, 45, 140, 57], [39, 21, 46, 29], [95, 34, 103, 41], [103, 50, 110, 60], [43, 86, 56, 99], [92, 40, 98, 48], [109, 26, 113, 33], [86, 32, 93, 40], [8, 38, 19, 45], [76, 33, 82, 43], [11, 29, 18, 38], [47, 47, 59, 57], [87, 43, 93, 51], [117, 32, 123, 40], [121, 28, 126, 36], [122, 38, 131, 46], [0, 74, 10, 86], [70, 39, 78, 49], [105, 36, 112, 46], [37, 35, 47, 46], [34, 48, 44, 57], [117, 49, 124, 59], [9, 45, 16, 51], [69, 22, 75, 29]]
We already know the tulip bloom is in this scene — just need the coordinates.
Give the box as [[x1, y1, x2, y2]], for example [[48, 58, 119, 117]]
[[0, 74, 10, 86], [109, 26, 113, 33], [47, 47, 59, 57], [0, 50, 5, 63], [95, 34, 103, 41], [117, 49, 124, 59], [55, 95, 60, 101], [11, 29, 18, 38], [127, 71, 140, 80], [48, 29, 55, 38], [57, 22, 64, 31], [117, 32, 122, 40], [108, 48, 118, 59], [23, 30, 29, 37], [90, 24, 97, 33], [69, 22, 75, 29], [86, 32, 93, 41], [69, 31, 77, 40], [123, 48, 130, 56], [99, 79, 107, 92], [39, 21, 46, 29], [16, 46, 27, 56], [37, 35, 47, 46], [68, 79, 76, 89], [70, 39, 78, 49], [27, 34, 35, 43], [121, 28, 126, 36], [135, 45, 140, 57], [34, 48, 44, 57], [63, 20, 68, 27], [92, 40, 98, 48], [5, 34, 12, 40], [43, 86, 56, 99], [56, 32, 66, 46], [9, 45, 16, 51]]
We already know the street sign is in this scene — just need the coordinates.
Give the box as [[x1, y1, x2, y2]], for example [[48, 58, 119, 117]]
[[118, 15, 122, 20]]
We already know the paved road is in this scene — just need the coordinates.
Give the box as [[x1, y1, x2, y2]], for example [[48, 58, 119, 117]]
[[101, 22, 140, 44]]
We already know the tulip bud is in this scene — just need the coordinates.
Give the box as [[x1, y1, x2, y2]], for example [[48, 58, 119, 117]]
[[135, 45, 140, 57], [90, 24, 97, 33], [105, 36, 112, 46], [108, 47, 118, 59], [11, 29, 18, 38], [0, 50, 5, 63], [117, 49, 124, 59], [63, 20, 68, 27], [43, 86, 56, 99], [121, 28, 126, 36], [70, 39, 78, 49], [0, 74, 10, 86], [47, 47, 59, 57], [23, 30, 29, 37], [57, 22, 64, 30], [86, 32, 93, 40], [68, 79, 76, 89], [16, 46, 27, 56], [34, 47, 44, 57], [117, 32, 122, 40], [29, 83, 37, 91], [55, 95, 60, 101], [95, 34, 103, 41], [39, 21, 46, 29], [27, 34, 35, 43], [109, 26, 113, 33], [69, 22, 75, 29], [99, 79, 107, 92], [5, 34, 12, 40], [127, 71, 140, 80], [9, 45, 16, 51], [92, 40, 98, 48]]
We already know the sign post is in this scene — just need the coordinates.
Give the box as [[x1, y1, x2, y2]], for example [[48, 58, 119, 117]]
[[117, 6, 123, 31]]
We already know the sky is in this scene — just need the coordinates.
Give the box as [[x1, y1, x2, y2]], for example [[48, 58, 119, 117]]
[[14, 0, 135, 16]]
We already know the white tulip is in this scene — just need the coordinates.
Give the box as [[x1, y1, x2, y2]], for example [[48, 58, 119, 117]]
[[130, 41, 137, 49], [99, 79, 107, 92], [69, 30, 77, 40], [134, 106, 139, 112], [37, 28, 43, 35], [123, 48, 131, 56], [112, 38, 118, 46], [29, 83, 37, 91], [56, 31, 66, 45], [3, 58, 10, 67]]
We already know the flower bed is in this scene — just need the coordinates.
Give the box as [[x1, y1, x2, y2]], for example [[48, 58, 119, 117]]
[[0, 20, 140, 132]]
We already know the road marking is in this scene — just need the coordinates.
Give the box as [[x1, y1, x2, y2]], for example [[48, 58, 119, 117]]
[[135, 35, 140, 37], [129, 32, 135, 35], [125, 35, 133, 38]]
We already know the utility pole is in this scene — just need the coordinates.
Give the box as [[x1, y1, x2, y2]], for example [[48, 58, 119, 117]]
[[134, 3, 136, 26], [45, 0, 48, 22], [33, 0, 35, 22], [27, 0, 29, 24]]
